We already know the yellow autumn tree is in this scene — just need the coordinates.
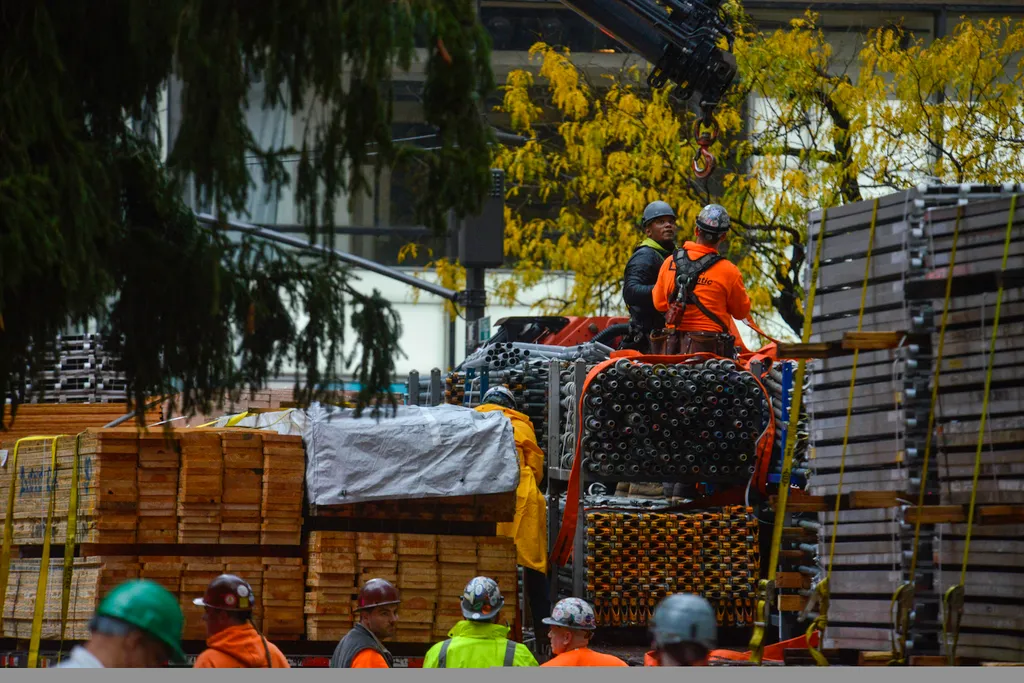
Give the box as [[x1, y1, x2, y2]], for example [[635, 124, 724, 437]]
[[415, 12, 1024, 337]]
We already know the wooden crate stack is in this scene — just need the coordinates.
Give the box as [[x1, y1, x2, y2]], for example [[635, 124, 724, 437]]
[[177, 432, 223, 544], [139, 555, 183, 599], [262, 556, 304, 640], [220, 432, 263, 545], [356, 533, 398, 587], [2, 558, 115, 640], [80, 429, 140, 544], [225, 557, 265, 631], [305, 531, 357, 641], [137, 433, 180, 544], [476, 536, 518, 616], [181, 557, 225, 640], [396, 534, 438, 643], [260, 433, 304, 545], [435, 536, 478, 638]]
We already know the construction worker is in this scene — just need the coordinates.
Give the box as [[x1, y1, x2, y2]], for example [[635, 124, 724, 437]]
[[474, 386, 549, 644], [193, 574, 289, 668], [621, 200, 678, 353], [540, 598, 627, 667], [423, 577, 537, 668], [58, 580, 186, 668], [644, 594, 717, 667], [651, 203, 751, 358], [330, 578, 400, 668]]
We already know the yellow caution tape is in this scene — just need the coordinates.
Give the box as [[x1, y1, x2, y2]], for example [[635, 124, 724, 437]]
[[29, 435, 68, 668], [749, 207, 828, 664]]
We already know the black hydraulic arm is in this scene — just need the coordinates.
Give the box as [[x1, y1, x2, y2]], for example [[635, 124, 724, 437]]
[[559, 0, 738, 177]]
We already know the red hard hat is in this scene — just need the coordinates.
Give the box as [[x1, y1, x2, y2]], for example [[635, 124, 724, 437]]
[[356, 578, 400, 611], [193, 574, 255, 612]]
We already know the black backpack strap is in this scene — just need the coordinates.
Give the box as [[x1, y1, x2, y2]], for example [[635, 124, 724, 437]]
[[503, 640, 517, 667], [672, 250, 729, 333], [438, 639, 452, 668]]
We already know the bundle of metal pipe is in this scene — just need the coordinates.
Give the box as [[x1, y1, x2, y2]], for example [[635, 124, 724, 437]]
[[578, 358, 768, 484], [443, 362, 559, 445], [461, 341, 611, 371]]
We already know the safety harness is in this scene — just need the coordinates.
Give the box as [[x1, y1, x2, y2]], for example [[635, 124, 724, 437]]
[[672, 249, 728, 333]]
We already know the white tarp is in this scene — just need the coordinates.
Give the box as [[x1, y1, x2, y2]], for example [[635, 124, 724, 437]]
[[302, 402, 520, 507]]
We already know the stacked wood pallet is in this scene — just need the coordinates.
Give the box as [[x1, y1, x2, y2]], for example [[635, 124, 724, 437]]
[[2, 557, 116, 639], [305, 531, 357, 642], [396, 534, 439, 643], [260, 433, 304, 545], [302, 532, 517, 643], [262, 557, 304, 640], [177, 432, 223, 544], [181, 557, 224, 640], [435, 536, 478, 638], [137, 433, 180, 544], [220, 432, 263, 545]]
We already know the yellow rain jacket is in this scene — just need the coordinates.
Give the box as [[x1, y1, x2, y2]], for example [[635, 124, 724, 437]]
[[475, 404, 548, 573]]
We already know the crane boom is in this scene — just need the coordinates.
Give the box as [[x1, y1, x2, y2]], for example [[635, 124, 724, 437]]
[[559, 0, 737, 108]]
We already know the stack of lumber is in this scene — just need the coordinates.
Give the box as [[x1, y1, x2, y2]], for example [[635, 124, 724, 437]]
[[0, 430, 142, 546], [139, 555, 183, 596], [137, 433, 180, 544], [181, 557, 225, 640], [225, 557, 265, 630], [0, 403, 161, 451], [177, 432, 223, 544], [260, 433, 304, 545], [2, 557, 117, 639], [396, 534, 439, 643], [308, 491, 515, 524], [220, 432, 263, 545], [262, 556, 304, 640], [435, 536, 478, 638], [305, 531, 357, 641], [96, 556, 141, 601]]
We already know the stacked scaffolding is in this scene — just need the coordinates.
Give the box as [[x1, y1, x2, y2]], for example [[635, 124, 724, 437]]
[[25, 333, 130, 403], [805, 184, 1024, 660]]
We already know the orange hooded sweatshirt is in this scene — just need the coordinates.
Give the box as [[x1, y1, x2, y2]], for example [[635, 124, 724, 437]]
[[194, 623, 290, 668]]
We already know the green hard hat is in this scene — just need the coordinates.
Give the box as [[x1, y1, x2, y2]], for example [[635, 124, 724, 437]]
[[95, 580, 186, 663]]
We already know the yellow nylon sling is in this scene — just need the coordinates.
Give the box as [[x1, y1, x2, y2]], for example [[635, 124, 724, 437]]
[[749, 207, 827, 665], [889, 205, 962, 665], [943, 194, 1018, 665]]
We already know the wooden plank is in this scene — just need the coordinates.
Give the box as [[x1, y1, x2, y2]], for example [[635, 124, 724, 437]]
[[773, 490, 900, 513], [842, 331, 906, 351], [904, 504, 1024, 525]]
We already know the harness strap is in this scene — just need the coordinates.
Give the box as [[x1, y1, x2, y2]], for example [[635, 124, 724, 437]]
[[438, 639, 451, 668], [672, 250, 728, 332]]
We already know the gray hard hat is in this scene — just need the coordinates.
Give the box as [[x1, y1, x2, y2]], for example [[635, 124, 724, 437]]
[[642, 201, 677, 227], [650, 594, 717, 651], [481, 385, 517, 410], [695, 204, 731, 235]]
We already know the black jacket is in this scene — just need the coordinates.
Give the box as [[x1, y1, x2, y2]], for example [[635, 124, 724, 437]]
[[623, 238, 674, 335], [330, 623, 393, 668]]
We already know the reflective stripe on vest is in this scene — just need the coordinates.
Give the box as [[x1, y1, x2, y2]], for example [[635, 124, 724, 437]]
[[437, 638, 517, 667]]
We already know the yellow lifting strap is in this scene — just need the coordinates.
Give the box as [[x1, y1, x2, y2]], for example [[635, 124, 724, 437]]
[[58, 433, 85, 656], [28, 435, 69, 668], [890, 205, 963, 665], [0, 436, 64, 621], [806, 198, 881, 667], [944, 193, 1018, 665], [749, 207, 828, 665]]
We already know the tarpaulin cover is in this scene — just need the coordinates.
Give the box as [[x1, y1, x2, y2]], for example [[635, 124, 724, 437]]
[[303, 402, 520, 506]]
